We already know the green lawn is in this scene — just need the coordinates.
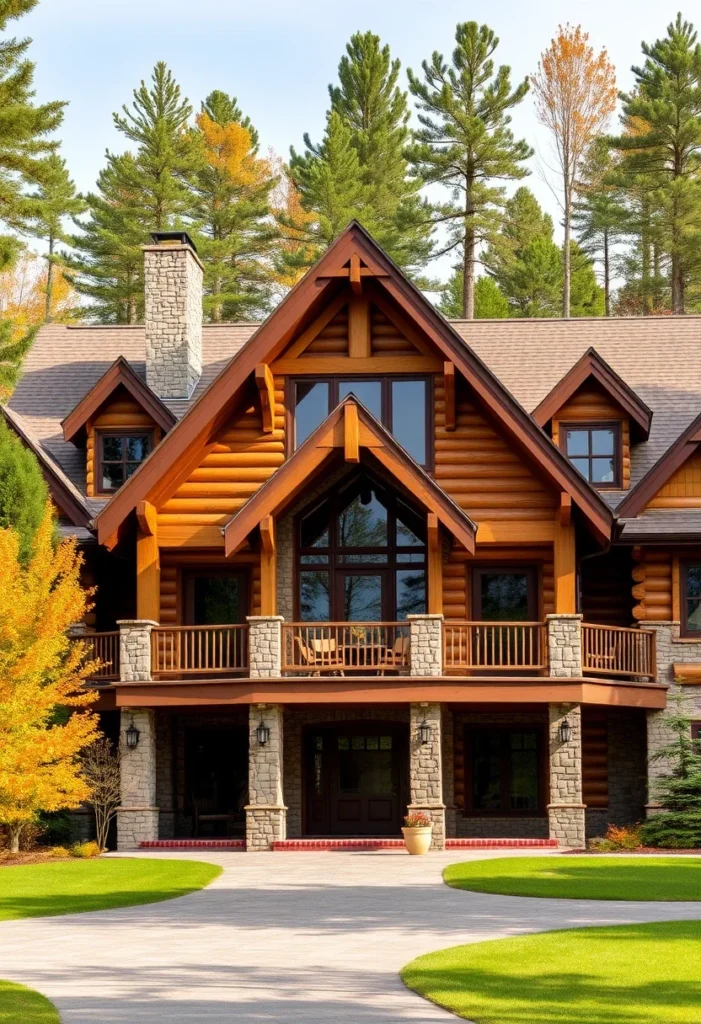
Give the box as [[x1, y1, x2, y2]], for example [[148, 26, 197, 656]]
[[402, 920, 701, 1024], [0, 980, 59, 1023], [0, 858, 221, 920], [444, 855, 701, 901]]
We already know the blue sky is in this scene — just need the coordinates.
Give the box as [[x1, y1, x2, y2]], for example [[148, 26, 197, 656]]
[[22, 0, 685, 277]]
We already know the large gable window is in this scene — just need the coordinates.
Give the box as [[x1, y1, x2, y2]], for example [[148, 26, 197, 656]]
[[292, 378, 429, 466], [681, 561, 701, 638], [98, 432, 152, 493], [561, 423, 620, 487]]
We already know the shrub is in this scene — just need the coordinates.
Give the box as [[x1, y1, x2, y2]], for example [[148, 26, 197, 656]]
[[70, 841, 101, 859], [404, 811, 432, 828], [49, 846, 71, 858]]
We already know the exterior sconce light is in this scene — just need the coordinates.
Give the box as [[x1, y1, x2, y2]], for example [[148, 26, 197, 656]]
[[125, 719, 140, 750], [558, 718, 573, 744], [256, 719, 271, 746], [419, 719, 431, 745]]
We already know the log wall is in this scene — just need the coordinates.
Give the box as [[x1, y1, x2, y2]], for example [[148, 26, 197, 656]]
[[631, 547, 673, 621], [648, 449, 701, 508]]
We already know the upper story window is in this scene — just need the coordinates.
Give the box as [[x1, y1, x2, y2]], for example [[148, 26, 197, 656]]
[[561, 423, 620, 487], [293, 377, 429, 467], [680, 561, 701, 638], [98, 432, 152, 493]]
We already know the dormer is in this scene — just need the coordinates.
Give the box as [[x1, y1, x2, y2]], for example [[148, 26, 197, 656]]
[[62, 357, 176, 497], [533, 347, 652, 491]]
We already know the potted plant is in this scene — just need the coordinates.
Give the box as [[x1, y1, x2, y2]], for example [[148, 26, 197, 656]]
[[402, 811, 433, 855]]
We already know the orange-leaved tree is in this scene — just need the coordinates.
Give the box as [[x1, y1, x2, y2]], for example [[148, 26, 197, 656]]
[[0, 505, 99, 852], [531, 25, 616, 318]]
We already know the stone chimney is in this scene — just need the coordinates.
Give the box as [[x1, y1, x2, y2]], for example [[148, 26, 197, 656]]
[[143, 231, 203, 400]]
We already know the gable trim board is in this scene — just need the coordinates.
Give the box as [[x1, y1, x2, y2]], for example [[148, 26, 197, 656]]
[[95, 222, 614, 547], [617, 408, 701, 519]]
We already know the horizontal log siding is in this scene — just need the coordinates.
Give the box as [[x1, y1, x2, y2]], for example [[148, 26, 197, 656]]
[[632, 547, 673, 621], [552, 384, 630, 490], [157, 379, 285, 530], [582, 708, 608, 809], [87, 388, 160, 497], [305, 307, 348, 354], [371, 307, 417, 355], [649, 449, 701, 508]]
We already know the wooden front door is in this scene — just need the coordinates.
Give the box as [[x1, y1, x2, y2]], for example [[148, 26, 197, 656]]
[[304, 724, 407, 836]]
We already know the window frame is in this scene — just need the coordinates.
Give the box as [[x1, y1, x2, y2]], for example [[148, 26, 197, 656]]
[[182, 569, 250, 625], [464, 724, 548, 817], [96, 429, 153, 495], [691, 722, 700, 742], [287, 375, 433, 470], [559, 421, 621, 489], [471, 564, 540, 621], [680, 559, 701, 638]]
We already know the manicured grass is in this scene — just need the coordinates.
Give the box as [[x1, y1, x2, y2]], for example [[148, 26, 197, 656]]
[[0, 980, 59, 1023], [0, 858, 221, 920], [443, 855, 701, 901], [402, 920, 701, 1024]]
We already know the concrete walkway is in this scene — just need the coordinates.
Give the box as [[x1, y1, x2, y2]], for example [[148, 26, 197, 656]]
[[1, 849, 700, 1022]]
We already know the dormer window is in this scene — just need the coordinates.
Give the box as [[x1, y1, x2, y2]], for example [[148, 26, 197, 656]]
[[561, 423, 620, 487], [98, 432, 153, 492]]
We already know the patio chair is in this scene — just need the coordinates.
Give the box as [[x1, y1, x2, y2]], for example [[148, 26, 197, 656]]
[[377, 635, 410, 675]]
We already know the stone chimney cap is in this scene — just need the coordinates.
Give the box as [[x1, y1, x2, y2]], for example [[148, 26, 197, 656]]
[[149, 230, 198, 253]]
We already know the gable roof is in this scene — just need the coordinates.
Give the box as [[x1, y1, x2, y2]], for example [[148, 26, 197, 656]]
[[532, 346, 652, 441], [223, 395, 477, 556], [616, 408, 701, 519], [94, 222, 614, 546], [62, 356, 176, 444], [1, 405, 92, 529]]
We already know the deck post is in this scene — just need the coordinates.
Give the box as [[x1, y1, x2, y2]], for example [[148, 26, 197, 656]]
[[546, 613, 582, 677], [247, 615, 283, 678], [547, 702, 586, 849], [409, 702, 446, 850], [408, 614, 443, 677], [246, 704, 286, 850], [117, 619, 157, 682], [117, 708, 159, 849]]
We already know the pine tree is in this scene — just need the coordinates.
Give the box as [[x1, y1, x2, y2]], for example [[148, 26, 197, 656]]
[[569, 240, 605, 316], [573, 140, 624, 316], [328, 31, 432, 271], [189, 91, 278, 322], [612, 15, 701, 314], [439, 270, 507, 318], [640, 691, 701, 849], [408, 21, 532, 319], [0, 415, 49, 561]]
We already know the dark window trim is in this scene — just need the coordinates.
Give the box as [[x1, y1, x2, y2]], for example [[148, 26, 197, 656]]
[[287, 375, 433, 471], [471, 564, 540, 621], [559, 421, 621, 489], [691, 722, 700, 742], [680, 559, 701, 639], [96, 429, 153, 495], [464, 723, 548, 817]]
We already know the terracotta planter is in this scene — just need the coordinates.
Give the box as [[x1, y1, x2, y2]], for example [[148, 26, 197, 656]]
[[402, 825, 433, 855]]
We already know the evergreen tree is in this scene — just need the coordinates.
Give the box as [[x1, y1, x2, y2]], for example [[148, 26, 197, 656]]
[[0, 415, 49, 561], [439, 270, 507, 318], [569, 240, 605, 316], [612, 15, 701, 314], [408, 21, 532, 319], [640, 691, 701, 848], [573, 140, 624, 316], [190, 91, 278, 322], [328, 31, 432, 270]]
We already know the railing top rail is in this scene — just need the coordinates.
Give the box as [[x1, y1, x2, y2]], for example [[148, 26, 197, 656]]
[[82, 630, 120, 639], [152, 623, 248, 632], [284, 621, 409, 628], [582, 622, 655, 635], [445, 621, 546, 627]]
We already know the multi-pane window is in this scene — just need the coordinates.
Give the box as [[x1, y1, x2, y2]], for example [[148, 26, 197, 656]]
[[562, 423, 619, 486], [467, 728, 542, 814], [98, 432, 152, 492], [681, 562, 701, 637], [292, 378, 429, 466]]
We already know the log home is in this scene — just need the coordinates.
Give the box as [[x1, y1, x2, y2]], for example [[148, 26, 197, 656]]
[[6, 222, 701, 851]]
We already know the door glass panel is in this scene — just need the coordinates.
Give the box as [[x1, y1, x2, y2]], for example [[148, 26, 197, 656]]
[[337, 492, 388, 548], [392, 380, 426, 464], [396, 568, 426, 618], [192, 576, 245, 624], [339, 380, 382, 419], [338, 747, 393, 795], [479, 572, 531, 620], [295, 381, 329, 447], [342, 573, 383, 620], [472, 731, 502, 810], [300, 571, 330, 620]]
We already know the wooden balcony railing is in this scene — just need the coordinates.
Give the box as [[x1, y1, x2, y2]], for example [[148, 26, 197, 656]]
[[151, 625, 249, 676], [81, 631, 120, 682], [581, 623, 656, 681], [282, 623, 411, 675], [444, 622, 548, 673]]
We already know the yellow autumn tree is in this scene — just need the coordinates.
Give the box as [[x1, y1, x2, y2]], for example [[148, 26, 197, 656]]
[[0, 253, 79, 342], [270, 159, 318, 293], [0, 506, 99, 852], [531, 25, 617, 317]]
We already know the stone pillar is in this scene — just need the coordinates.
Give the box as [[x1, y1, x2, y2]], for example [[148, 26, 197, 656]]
[[247, 615, 283, 678], [117, 708, 158, 850], [118, 620, 156, 682], [547, 613, 582, 677], [408, 703, 445, 850], [144, 237, 203, 400], [408, 614, 443, 676], [246, 704, 286, 850], [548, 702, 585, 848]]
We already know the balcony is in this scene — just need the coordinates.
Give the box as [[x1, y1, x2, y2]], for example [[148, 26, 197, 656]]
[[81, 631, 120, 682], [444, 622, 548, 674], [281, 622, 411, 675], [151, 625, 249, 677], [581, 622, 656, 681]]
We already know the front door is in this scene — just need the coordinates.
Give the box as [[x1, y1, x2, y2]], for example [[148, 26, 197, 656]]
[[183, 725, 248, 837], [304, 724, 407, 836]]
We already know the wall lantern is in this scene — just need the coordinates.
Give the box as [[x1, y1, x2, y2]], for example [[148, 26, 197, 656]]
[[558, 718, 573, 744], [256, 719, 271, 746], [125, 719, 140, 750], [419, 719, 431, 745]]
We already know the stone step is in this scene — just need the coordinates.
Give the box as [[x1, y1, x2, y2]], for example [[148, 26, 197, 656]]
[[140, 839, 246, 849], [139, 837, 558, 851]]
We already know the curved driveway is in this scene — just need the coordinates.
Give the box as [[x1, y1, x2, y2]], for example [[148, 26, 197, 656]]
[[1, 849, 700, 1022]]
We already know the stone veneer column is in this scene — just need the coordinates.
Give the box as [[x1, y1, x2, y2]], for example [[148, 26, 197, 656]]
[[409, 703, 445, 849], [546, 614, 582, 677], [117, 619, 157, 682], [548, 702, 586, 848], [247, 615, 283, 677], [246, 704, 286, 850], [144, 241, 203, 400], [408, 614, 443, 676], [117, 708, 158, 850]]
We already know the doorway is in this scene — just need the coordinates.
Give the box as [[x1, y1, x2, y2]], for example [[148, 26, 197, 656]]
[[304, 723, 408, 836], [183, 725, 248, 837], [472, 566, 538, 620], [184, 571, 248, 625]]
